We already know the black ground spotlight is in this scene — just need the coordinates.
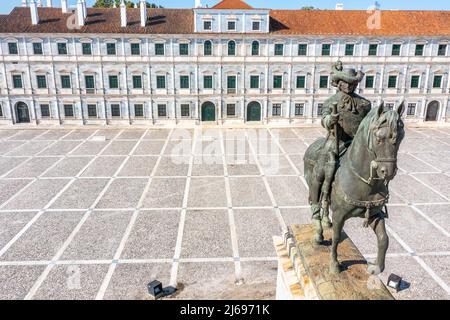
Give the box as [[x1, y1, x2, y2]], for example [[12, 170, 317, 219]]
[[387, 273, 402, 292], [148, 280, 164, 299]]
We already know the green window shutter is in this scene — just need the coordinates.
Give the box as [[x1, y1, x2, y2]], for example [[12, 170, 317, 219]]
[[433, 75, 442, 88], [181, 104, 190, 117], [64, 104, 74, 117], [61, 75, 71, 89], [298, 44, 307, 56], [296, 76, 305, 88], [107, 43, 116, 55], [179, 43, 189, 56], [134, 104, 144, 117], [365, 76, 374, 88], [275, 44, 284, 56], [273, 75, 282, 89], [88, 104, 97, 117], [40, 104, 50, 117], [368, 44, 378, 56], [203, 76, 213, 89], [252, 41, 259, 56], [322, 44, 331, 56], [204, 41, 212, 56], [319, 76, 328, 88], [227, 76, 236, 89], [157, 104, 167, 117], [33, 43, 43, 55], [8, 42, 18, 54], [388, 76, 397, 88], [131, 43, 140, 55], [82, 43, 92, 55], [36, 75, 47, 89], [57, 43, 67, 55], [438, 44, 447, 56], [345, 44, 354, 56], [133, 76, 142, 89], [180, 75, 190, 89], [250, 76, 259, 89], [111, 104, 121, 117], [85, 75, 95, 89], [109, 75, 118, 89], [13, 75, 22, 88], [228, 41, 236, 56], [410, 75, 420, 88], [155, 43, 165, 55], [392, 44, 401, 56], [156, 76, 166, 89], [415, 44, 424, 56]]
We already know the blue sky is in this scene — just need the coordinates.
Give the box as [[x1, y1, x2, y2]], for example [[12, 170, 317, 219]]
[[1, 0, 450, 14]]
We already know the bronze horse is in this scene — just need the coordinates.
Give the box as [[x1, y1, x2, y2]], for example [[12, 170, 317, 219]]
[[304, 102, 405, 275]]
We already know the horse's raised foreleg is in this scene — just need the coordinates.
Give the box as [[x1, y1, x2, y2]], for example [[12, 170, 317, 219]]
[[367, 214, 389, 275], [330, 211, 345, 274]]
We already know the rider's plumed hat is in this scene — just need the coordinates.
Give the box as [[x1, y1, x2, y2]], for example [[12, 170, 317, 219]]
[[331, 67, 365, 87]]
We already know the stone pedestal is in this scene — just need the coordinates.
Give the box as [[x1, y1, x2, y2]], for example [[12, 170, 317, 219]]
[[274, 224, 394, 300]]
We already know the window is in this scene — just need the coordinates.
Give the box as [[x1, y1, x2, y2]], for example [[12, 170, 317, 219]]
[[407, 103, 416, 116], [36, 75, 47, 89], [204, 40, 212, 56], [106, 43, 116, 55], [88, 104, 97, 117], [156, 76, 166, 89], [227, 76, 236, 93], [227, 104, 236, 116], [61, 75, 71, 89], [369, 44, 378, 56], [57, 43, 67, 55], [180, 75, 190, 89], [415, 44, 424, 56], [131, 43, 140, 55], [85, 75, 95, 89], [157, 104, 167, 117], [365, 75, 374, 88], [33, 42, 43, 55], [433, 75, 443, 88], [388, 75, 397, 88], [64, 104, 74, 117], [228, 21, 236, 31], [317, 104, 323, 116], [386, 103, 394, 110], [322, 43, 331, 56], [295, 103, 304, 116], [181, 104, 190, 117], [134, 104, 144, 117], [203, 20, 212, 31], [179, 43, 189, 56], [203, 75, 213, 89], [228, 41, 236, 56], [392, 44, 401, 56], [249, 75, 259, 89], [438, 44, 447, 56], [410, 75, 420, 88], [109, 75, 119, 89], [345, 44, 354, 56], [111, 104, 121, 117], [298, 44, 307, 56], [319, 76, 329, 89], [251, 41, 259, 56], [82, 43, 92, 55], [273, 75, 283, 89], [252, 21, 260, 31], [0, 105, 3, 117], [40, 104, 50, 118], [155, 43, 164, 56], [132, 75, 142, 89], [274, 44, 284, 56], [8, 42, 18, 55], [12, 75, 23, 88], [296, 76, 306, 89], [272, 104, 281, 116]]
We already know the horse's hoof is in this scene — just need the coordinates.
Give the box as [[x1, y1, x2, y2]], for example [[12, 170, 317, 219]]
[[314, 233, 324, 244], [367, 263, 383, 275], [330, 261, 340, 274], [322, 220, 332, 229]]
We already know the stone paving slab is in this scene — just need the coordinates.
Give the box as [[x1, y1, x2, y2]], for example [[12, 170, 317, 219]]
[[0, 127, 448, 300]]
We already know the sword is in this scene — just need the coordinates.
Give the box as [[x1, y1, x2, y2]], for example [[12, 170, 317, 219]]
[[332, 102, 339, 155]]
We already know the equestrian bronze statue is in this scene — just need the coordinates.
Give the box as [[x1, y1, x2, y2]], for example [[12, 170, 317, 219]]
[[304, 61, 406, 275]]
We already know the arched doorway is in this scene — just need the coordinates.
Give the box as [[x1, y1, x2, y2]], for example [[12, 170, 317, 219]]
[[425, 101, 439, 121], [201, 102, 216, 121], [15, 102, 30, 123], [247, 101, 262, 122]]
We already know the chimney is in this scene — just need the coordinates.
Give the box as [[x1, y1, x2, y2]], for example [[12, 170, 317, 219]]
[[46, 0, 52, 7], [120, 0, 127, 27], [77, 0, 85, 26], [335, 3, 344, 10], [61, 0, 68, 13], [30, 0, 39, 25], [195, 0, 202, 8], [22, 0, 27, 7], [140, 0, 147, 27]]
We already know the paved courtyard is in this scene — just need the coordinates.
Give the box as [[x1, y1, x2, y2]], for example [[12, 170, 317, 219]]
[[0, 126, 449, 300]]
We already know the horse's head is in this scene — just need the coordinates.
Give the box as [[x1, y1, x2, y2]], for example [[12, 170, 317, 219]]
[[368, 101, 405, 182]]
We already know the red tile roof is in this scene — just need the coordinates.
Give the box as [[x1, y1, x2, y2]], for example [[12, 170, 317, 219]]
[[212, 0, 254, 10], [0, 7, 449, 37]]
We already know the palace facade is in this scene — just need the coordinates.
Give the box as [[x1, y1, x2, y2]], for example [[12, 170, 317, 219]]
[[0, 0, 450, 126]]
